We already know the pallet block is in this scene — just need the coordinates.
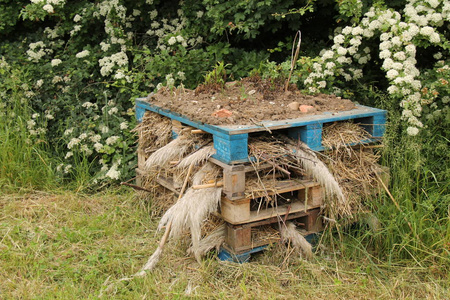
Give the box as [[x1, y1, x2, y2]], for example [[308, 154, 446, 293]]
[[136, 98, 387, 164], [220, 180, 322, 225], [223, 207, 323, 254]]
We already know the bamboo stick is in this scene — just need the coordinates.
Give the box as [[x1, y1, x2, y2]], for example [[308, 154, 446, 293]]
[[192, 181, 223, 189], [191, 129, 207, 134]]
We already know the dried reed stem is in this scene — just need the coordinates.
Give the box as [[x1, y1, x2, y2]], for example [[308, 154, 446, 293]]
[[138, 163, 195, 274]]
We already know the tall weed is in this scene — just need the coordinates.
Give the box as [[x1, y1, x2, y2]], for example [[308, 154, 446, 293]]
[[353, 91, 448, 269], [0, 68, 58, 192]]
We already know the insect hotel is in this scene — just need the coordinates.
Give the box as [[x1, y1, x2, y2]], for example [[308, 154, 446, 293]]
[[133, 88, 387, 265]]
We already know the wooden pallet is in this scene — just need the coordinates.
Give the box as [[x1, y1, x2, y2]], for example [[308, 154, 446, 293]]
[[223, 207, 323, 254], [220, 179, 322, 224], [136, 98, 387, 164]]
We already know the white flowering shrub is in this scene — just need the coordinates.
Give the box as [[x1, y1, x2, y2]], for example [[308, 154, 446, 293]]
[[300, 0, 449, 136]]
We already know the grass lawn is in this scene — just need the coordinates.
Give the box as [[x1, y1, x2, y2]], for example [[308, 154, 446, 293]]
[[0, 190, 448, 299]]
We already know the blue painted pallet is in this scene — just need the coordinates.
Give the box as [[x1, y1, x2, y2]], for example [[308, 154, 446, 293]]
[[136, 98, 387, 164], [218, 232, 319, 263]]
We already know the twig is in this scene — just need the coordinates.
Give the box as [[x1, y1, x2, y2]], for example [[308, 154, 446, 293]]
[[120, 182, 153, 193], [285, 30, 302, 92], [282, 205, 292, 226], [259, 156, 291, 176], [250, 118, 272, 134]]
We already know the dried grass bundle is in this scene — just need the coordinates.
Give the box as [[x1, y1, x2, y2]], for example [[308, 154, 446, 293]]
[[148, 186, 177, 217], [158, 187, 222, 237], [244, 175, 280, 199], [323, 147, 381, 213], [322, 122, 373, 150], [280, 222, 313, 259], [248, 137, 305, 175], [192, 162, 222, 185], [252, 225, 280, 244], [132, 111, 172, 154], [320, 122, 383, 216]]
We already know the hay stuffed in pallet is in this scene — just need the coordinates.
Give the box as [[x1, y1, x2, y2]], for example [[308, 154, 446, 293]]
[[248, 135, 349, 217], [132, 111, 172, 156], [158, 184, 222, 262], [320, 122, 383, 218]]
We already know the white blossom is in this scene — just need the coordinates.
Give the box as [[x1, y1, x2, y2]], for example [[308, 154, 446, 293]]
[[333, 34, 345, 44], [380, 49, 391, 59], [106, 136, 119, 145], [177, 71, 186, 80], [106, 166, 120, 180], [67, 138, 80, 149], [64, 128, 73, 136], [35, 79, 44, 88], [94, 142, 103, 152], [406, 126, 419, 136], [393, 52, 406, 61], [120, 122, 128, 130], [322, 50, 334, 60], [43, 4, 54, 13], [64, 164, 72, 174], [108, 107, 118, 115], [337, 47, 347, 55], [76, 50, 90, 58], [168, 36, 177, 45], [51, 58, 62, 66]]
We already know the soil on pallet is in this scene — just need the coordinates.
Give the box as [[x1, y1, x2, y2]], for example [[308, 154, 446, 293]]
[[146, 76, 356, 126]]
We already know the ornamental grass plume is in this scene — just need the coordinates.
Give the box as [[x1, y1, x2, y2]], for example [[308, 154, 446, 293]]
[[187, 223, 225, 259], [158, 162, 222, 262], [290, 141, 349, 216], [281, 222, 313, 259], [143, 131, 193, 170], [177, 145, 216, 169]]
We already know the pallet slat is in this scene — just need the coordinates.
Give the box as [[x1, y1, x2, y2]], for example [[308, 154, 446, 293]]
[[223, 208, 323, 254], [220, 180, 322, 224]]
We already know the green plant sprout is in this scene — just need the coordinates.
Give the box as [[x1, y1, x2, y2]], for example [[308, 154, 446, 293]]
[[203, 62, 230, 90]]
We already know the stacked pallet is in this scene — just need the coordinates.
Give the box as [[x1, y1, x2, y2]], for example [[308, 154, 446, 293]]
[[135, 98, 387, 262], [211, 156, 324, 260]]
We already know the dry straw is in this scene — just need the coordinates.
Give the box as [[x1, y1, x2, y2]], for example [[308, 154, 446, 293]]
[[144, 134, 194, 170], [320, 122, 383, 217], [248, 135, 349, 217], [290, 141, 349, 216], [132, 111, 172, 155]]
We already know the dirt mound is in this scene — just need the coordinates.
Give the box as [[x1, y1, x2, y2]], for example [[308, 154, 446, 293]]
[[146, 77, 356, 126]]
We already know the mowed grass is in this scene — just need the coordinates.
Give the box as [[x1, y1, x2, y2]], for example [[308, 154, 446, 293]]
[[0, 190, 448, 299]]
